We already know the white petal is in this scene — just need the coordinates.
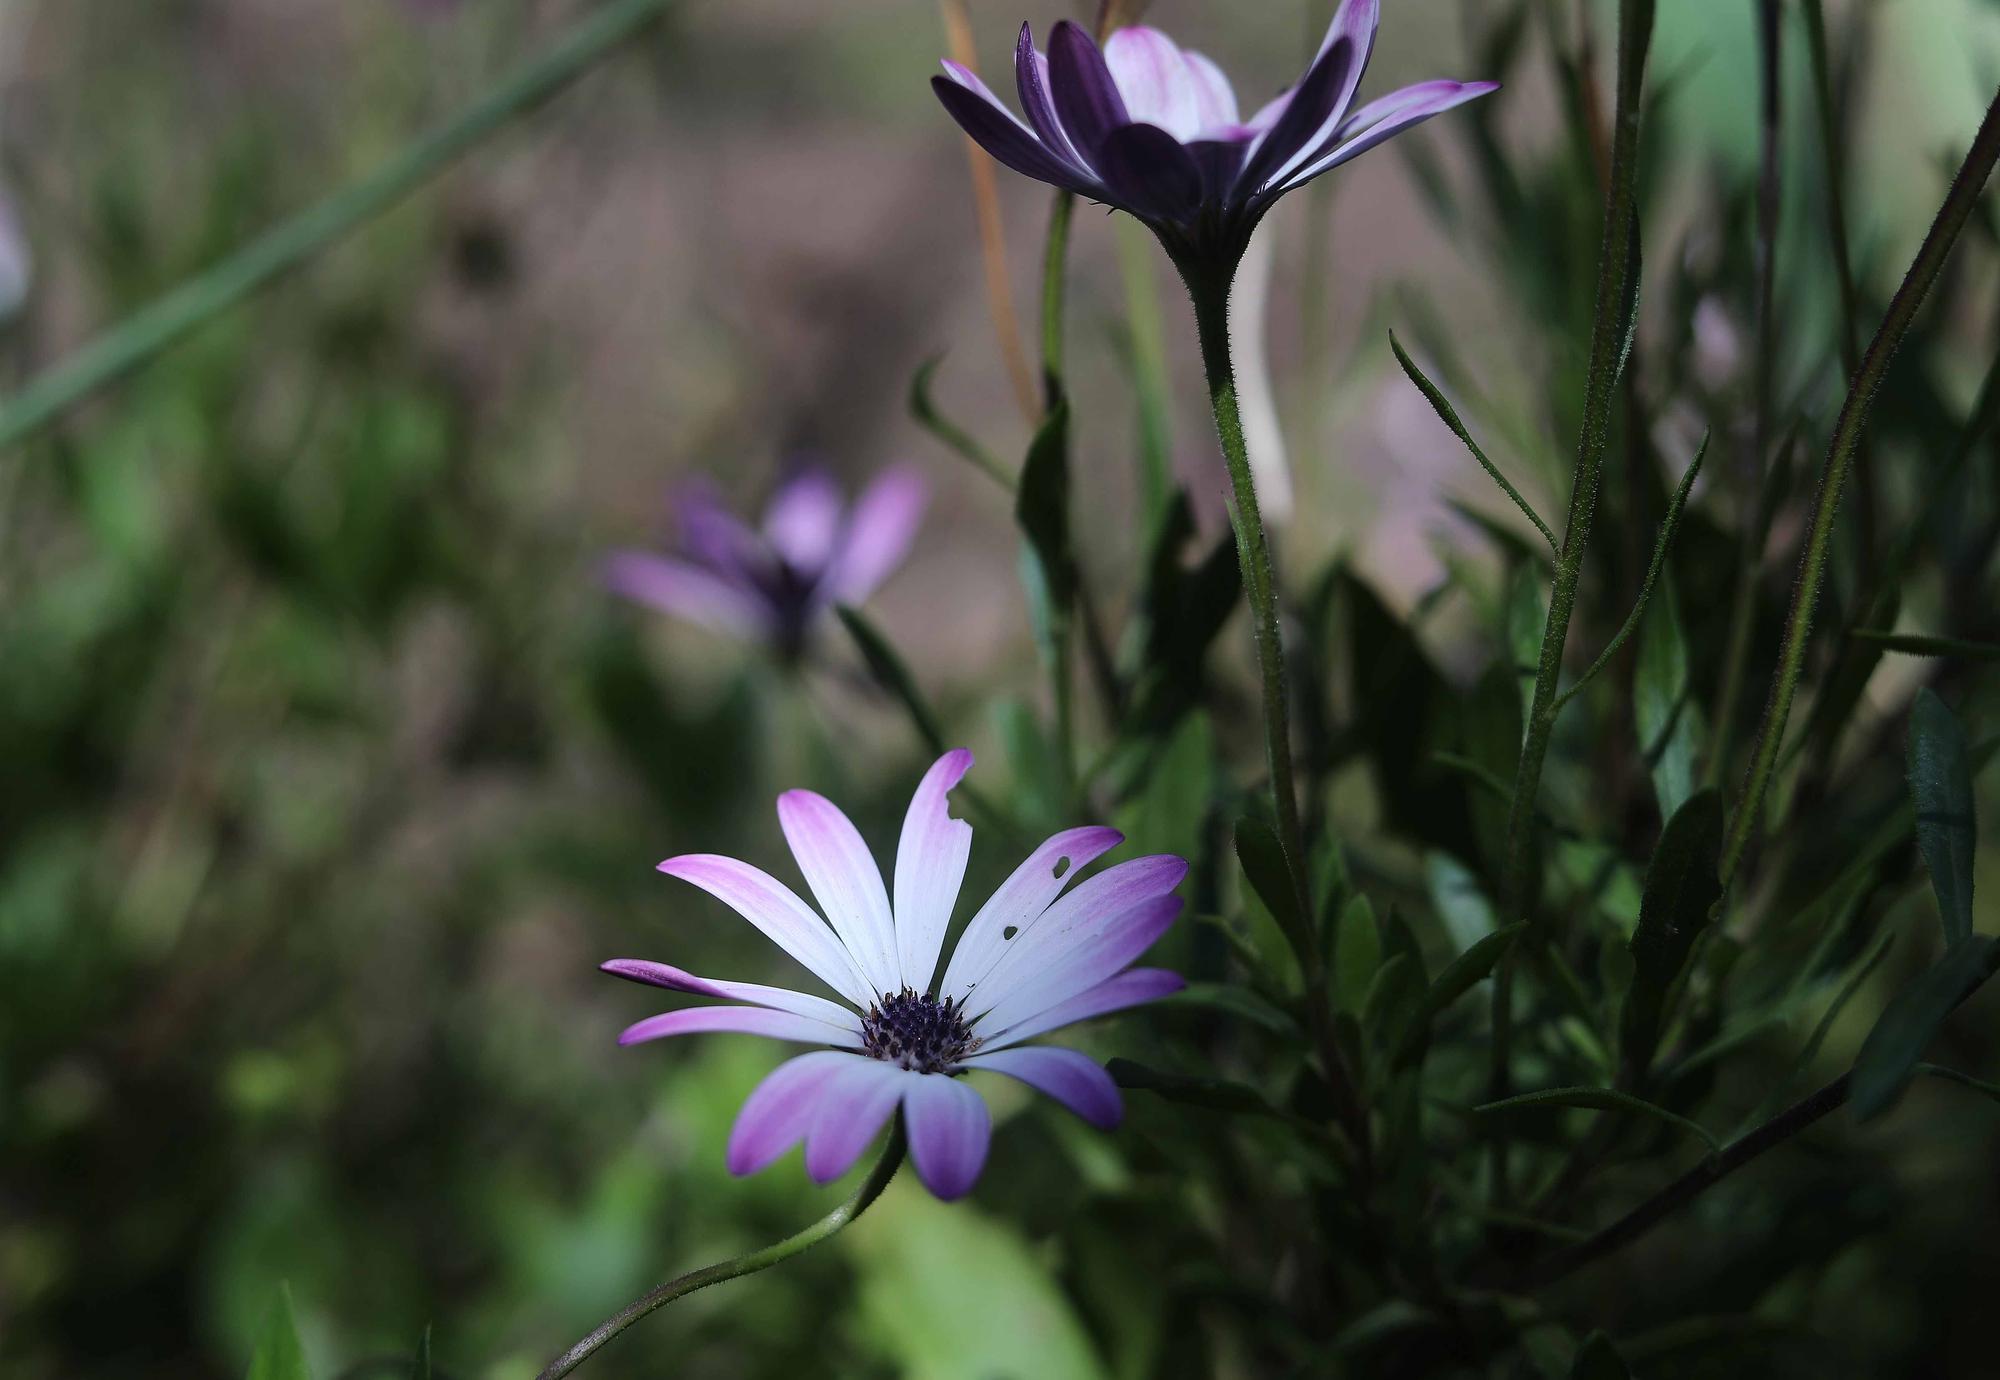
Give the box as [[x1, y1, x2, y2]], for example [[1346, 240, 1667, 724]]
[[893, 750, 975, 993], [937, 826, 1125, 1004], [1104, 27, 1203, 141], [657, 854, 877, 1008], [778, 790, 900, 996]]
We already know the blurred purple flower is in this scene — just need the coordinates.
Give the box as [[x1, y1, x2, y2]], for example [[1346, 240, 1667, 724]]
[[603, 463, 926, 662], [931, 3, 1496, 272], [604, 750, 1186, 1199], [0, 185, 29, 323]]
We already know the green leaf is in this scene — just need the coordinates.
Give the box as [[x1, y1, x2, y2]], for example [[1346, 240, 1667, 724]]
[[1915, 1062, 2000, 1105], [1162, 982, 1299, 1037], [1121, 712, 1211, 863], [1107, 1058, 1288, 1121], [1393, 924, 1523, 1068], [1619, 789, 1724, 1080], [1424, 851, 1498, 952], [1390, 331, 1557, 552], [1570, 1331, 1633, 1380], [1235, 815, 1307, 959], [908, 353, 1012, 490], [1507, 563, 1548, 726], [246, 1284, 312, 1380], [838, 606, 945, 755], [1634, 575, 1702, 818], [1908, 688, 1976, 945], [1476, 1085, 1720, 1157], [1333, 893, 1382, 1016], [409, 1327, 432, 1380], [1851, 935, 2000, 1121], [1015, 398, 1075, 615]]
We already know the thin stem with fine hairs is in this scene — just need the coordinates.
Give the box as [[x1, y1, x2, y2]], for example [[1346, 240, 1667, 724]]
[[536, 1128, 906, 1379], [1719, 88, 2000, 889], [0, 0, 681, 452], [1488, 0, 1656, 1206]]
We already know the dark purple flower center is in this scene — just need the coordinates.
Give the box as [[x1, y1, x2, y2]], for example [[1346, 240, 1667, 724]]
[[861, 989, 979, 1074]]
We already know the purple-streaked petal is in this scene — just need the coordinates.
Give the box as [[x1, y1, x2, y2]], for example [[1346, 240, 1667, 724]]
[[902, 1073, 991, 1200], [1104, 27, 1203, 141], [804, 1058, 910, 1183], [1314, 0, 1381, 71], [1185, 139, 1250, 205], [658, 854, 877, 1008], [1094, 122, 1204, 222], [892, 749, 975, 993], [1268, 0, 1381, 191], [933, 69, 1097, 196], [602, 552, 772, 637], [1278, 80, 1499, 194], [1016, 27, 1093, 174], [1046, 20, 1130, 159], [727, 1050, 854, 1175], [824, 464, 927, 605], [763, 466, 845, 575], [600, 959, 861, 1028], [1232, 35, 1357, 201], [618, 1005, 863, 1049], [961, 1047, 1121, 1129], [977, 967, 1186, 1052], [1183, 50, 1240, 129], [972, 894, 1183, 1034], [777, 791, 899, 996], [959, 853, 1188, 1019], [938, 826, 1125, 1004]]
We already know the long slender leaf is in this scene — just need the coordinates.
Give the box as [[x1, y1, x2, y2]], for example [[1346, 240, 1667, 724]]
[[1477, 1085, 1721, 1157], [1851, 934, 2000, 1121], [247, 1285, 313, 1380], [909, 354, 1012, 490], [1908, 688, 1977, 945], [1855, 630, 2000, 662], [1620, 790, 1724, 1079], [837, 606, 944, 756]]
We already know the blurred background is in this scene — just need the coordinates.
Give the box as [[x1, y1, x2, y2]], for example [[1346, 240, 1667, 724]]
[[3, 0, 1999, 1375]]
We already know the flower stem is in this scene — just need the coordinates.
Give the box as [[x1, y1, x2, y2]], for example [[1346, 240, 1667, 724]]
[[0, 0, 680, 452], [1489, 0, 1656, 1204], [1718, 88, 2000, 889], [535, 1127, 906, 1380], [1041, 191, 1075, 409], [1185, 272, 1310, 932]]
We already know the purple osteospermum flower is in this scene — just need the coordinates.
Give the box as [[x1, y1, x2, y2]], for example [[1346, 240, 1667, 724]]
[[604, 750, 1187, 1200], [603, 462, 926, 664], [931, 2, 1497, 276]]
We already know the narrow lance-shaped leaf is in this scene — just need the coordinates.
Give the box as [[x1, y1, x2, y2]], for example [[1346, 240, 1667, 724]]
[[1909, 688, 1976, 945], [1619, 789, 1724, 1081], [1635, 575, 1702, 819], [909, 353, 1012, 491], [1477, 1085, 1721, 1157], [1393, 924, 1525, 1068], [1236, 815, 1311, 969], [1852, 935, 2000, 1121], [247, 1285, 313, 1380], [409, 1327, 432, 1380], [838, 605, 945, 756], [1389, 331, 1558, 552], [1015, 397, 1074, 616]]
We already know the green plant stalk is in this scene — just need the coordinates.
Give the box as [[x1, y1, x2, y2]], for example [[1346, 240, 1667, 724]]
[[1041, 191, 1076, 409], [0, 0, 679, 452], [536, 1128, 905, 1379], [1802, 0, 1863, 380], [1489, 0, 1656, 1204], [1718, 90, 2000, 888], [1115, 217, 1175, 526]]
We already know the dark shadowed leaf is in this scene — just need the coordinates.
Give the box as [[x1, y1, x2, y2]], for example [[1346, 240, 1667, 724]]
[[1570, 1331, 1633, 1380], [1393, 924, 1523, 1068], [1015, 398, 1074, 615], [839, 605, 945, 756], [1235, 815, 1307, 958], [1620, 789, 1724, 1079], [1163, 983, 1299, 1037], [1477, 1085, 1720, 1156], [409, 1327, 431, 1380], [1334, 894, 1382, 1016], [1908, 688, 1976, 945], [1635, 575, 1701, 818], [1108, 1058, 1285, 1121], [1851, 935, 2000, 1121]]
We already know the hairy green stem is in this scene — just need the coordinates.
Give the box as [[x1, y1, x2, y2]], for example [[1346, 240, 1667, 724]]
[[0, 0, 678, 451], [1489, 0, 1656, 1204], [1041, 192, 1076, 408], [536, 1128, 905, 1379], [1719, 89, 2000, 888]]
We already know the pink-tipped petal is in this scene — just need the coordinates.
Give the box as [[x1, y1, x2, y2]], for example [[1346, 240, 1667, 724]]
[[1182, 50, 1240, 129], [601, 552, 771, 637], [902, 1074, 992, 1200], [803, 1058, 910, 1183], [1104, 27, 1203, 141], [957, 853, 1187, 1020], [977, 967, 1186, 1052], [892, 750, 975, 993], [973, 895, 1183, 1035], [777, 790, 899, 996], [961, 1047, 1121, 1129], [618, 1005, 864, 1049], [727, 1050, 854, 1175], [938, 826, 1125, 1004], [825, 465, 927, 604], [600, 959, 861, 1029], [1232, 35, 1357, 200], [658, 854, 877, 1008], [763, 465, 846, 574]]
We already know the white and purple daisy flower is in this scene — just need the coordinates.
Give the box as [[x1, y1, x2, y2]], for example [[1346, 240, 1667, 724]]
[[931, 3, 1497, 274], [603, 462, 926, 664], [604, 750, 1188, 1200]]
